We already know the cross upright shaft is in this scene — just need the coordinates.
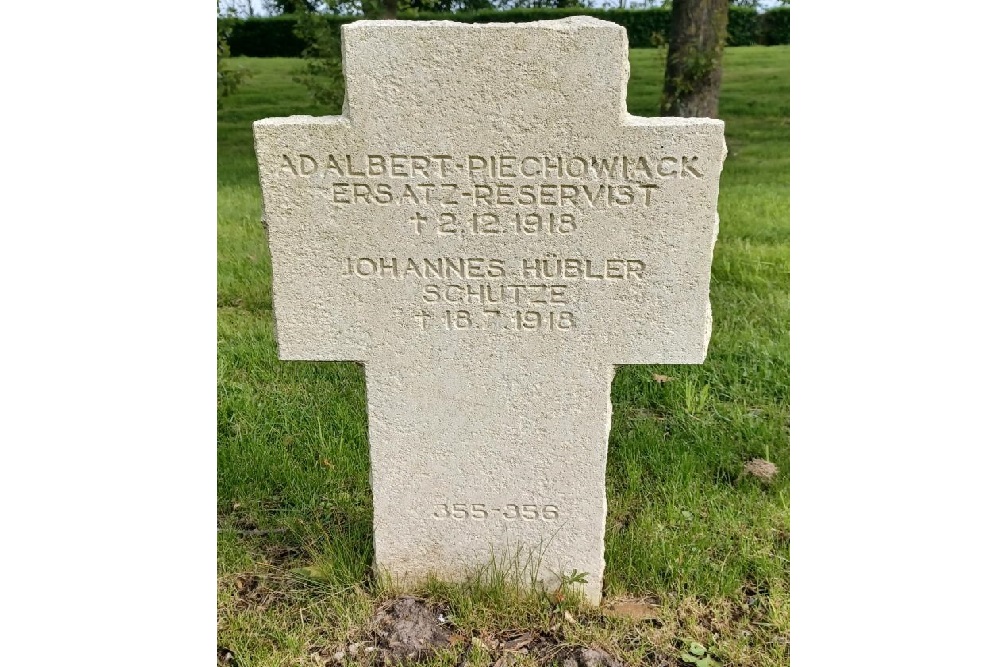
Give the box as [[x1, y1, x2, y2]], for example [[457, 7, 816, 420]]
[[254, 18, 725, 602]]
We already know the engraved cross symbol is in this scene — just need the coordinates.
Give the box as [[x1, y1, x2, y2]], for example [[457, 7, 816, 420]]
[[254, 18, 725, 603]]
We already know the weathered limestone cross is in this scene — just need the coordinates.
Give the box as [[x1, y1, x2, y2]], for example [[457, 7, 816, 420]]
[[254, 18, 725, 603]]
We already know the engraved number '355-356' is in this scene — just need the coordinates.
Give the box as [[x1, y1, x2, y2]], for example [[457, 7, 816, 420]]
[[433, 503, 559, 520]]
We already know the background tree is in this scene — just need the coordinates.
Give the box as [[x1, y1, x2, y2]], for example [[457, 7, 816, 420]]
[[660, 0, 729, 117], [218, 2, 251, 107], [265, 0, 322, 12], [292, 7, 344, 108]]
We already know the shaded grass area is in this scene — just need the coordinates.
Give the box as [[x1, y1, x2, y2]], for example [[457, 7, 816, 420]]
[[218, 46, 789, 666]]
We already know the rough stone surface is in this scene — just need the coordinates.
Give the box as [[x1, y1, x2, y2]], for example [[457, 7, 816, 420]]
[[253, 18, 725, 603]]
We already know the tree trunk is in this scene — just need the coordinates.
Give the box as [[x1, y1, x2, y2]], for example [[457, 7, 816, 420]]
[[660, 0, 729, 117], [383, 0, 398, 19]]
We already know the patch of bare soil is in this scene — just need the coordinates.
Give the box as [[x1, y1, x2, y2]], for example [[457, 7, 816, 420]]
[[743, 458, 779, 482], [557, 646, 624, 667], [371, 596, 454, 664], [603, 597, 663, 624]]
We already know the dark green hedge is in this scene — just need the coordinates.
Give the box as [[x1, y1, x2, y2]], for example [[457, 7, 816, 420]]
[[225, 15, 298, 58], [415, 8, 671, 49], [758, 6, 790, 46], [726, 6, 759, 47], [224, 6, 788, 58]]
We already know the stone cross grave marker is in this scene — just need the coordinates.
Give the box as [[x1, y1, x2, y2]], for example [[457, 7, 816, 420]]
[[254, 17, 725, 603]]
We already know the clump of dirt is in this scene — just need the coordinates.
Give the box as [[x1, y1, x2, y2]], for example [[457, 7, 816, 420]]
[[217, 646, 237, 666], [488, 629, 560, 663], [226, 513, 258, 533], [500, 631, 536, 652], [484, 630, 621, 667], [371, 596, 454, 664], [558, 646, 624, 667], [603, 596, 663, 623], [743, 458, 779, 482], [264, 543, 304, 567], [231, 573, 286, 611], [306, 645, 347, 666]]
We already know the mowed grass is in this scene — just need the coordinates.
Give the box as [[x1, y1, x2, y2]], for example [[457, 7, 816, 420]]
[[218, 46, 789, 667]]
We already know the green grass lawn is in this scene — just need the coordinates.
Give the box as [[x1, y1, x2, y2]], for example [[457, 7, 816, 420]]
[[218, 45, 789, 667]]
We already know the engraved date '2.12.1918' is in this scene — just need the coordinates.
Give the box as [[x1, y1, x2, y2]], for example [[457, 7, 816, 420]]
[[433, 503, 559, 520]]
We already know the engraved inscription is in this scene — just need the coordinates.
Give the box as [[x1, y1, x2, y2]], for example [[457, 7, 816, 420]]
[[292, 150, 667, 334], [278, 153, 706, 211], [422, 284, 568, 306], [340, 256, 646, 331], [411, 211, 577, 236], [341, 257, 646, 281], [414, 308, 576, 332], [281, 153, 704, 180], [432, 503, 560, 520], [338, 255, 647, 331], [316, 181, 656, 207]]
